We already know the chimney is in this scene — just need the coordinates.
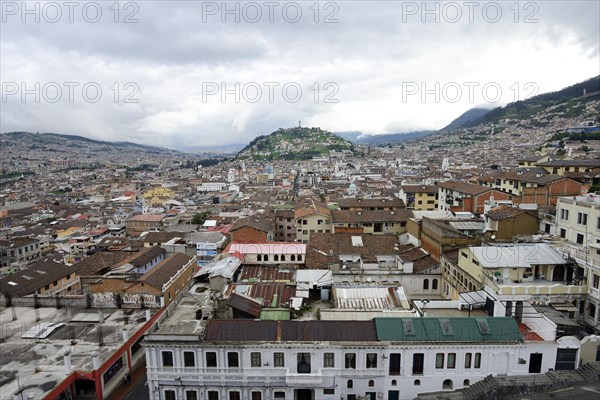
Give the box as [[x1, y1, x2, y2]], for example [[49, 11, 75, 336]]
[[98, 309, 104, 324], [146, 309, 152, 321], [92, 353, 100, 370], [122, 328, 129, 342], [63, 352, 72, 375]]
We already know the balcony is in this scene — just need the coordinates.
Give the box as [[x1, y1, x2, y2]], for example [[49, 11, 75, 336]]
[[484, 273, 587, 296], [285, 370, 323, 386]]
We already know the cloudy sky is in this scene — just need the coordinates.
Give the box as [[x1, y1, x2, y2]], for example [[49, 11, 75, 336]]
[[1, 1, 599, 150]]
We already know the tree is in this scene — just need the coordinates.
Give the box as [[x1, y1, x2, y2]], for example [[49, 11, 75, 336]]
[[191, 211, 209, 225]]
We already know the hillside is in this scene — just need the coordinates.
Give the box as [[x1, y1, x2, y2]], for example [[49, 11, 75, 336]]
[[402, 76, 600, 162], [0, 131, 188, 167], [440, 108, 493, 132], [474, 76, 600, 126], [235, 127, 360, 161], [336, 130, 436, 146]]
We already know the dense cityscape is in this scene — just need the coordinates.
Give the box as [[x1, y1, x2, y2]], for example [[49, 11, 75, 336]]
[[2, 1, 600, 400]]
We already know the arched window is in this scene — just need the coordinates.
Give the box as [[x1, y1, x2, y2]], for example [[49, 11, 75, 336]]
[[423, 279, 429, 290], [414, 380, 421, 386], [347, 380, 353, 389], [432, 279, 438, 290], [297, 254, 302, 262], [274, 254, 279, 262], [368, 380, 374, 387], [463, 379, 470, 387], [264, 254, 269, 262], [443, 379, 453, 390], [257, 254, 262, 262], [391, 380, 397, 386], [281, 255, 286, 262], [290, 254, 296, 261]]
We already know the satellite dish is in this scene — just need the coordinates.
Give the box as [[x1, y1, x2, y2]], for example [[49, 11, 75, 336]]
[[491, 235, 496, 240]]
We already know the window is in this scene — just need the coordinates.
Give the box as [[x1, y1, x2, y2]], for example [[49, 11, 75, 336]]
[[184, 351, 195, 367], [413, 353, 424, 375], [251, 392, 262, 400], [227, 352, 239, 368], [274, 392, 285, 399], [229, 392, 241, 400], [323, 389, 335, 395], [186, 391, 198, 400], [297, 353, 311, 374], [368, 380, 374, 387], [366, 353, 377, 368], [324, 352, 335, 368], [423, 279, 429, 290], [414, 379, 421, 386], [465, 353, 472, 368], [347, 396, 357, 400], [345, 353, 356, 369], [560, 209, 569, 221], [274, 352, 284, 367], [464, 379, 470, 387], [432, 279, 438, 290], [436, 353, 444, 369], [206, 389, 217, 398], [593, 274, 599, 289], [577, 212, 588, 226], [165, 390, 176, 400], [251, 352, 262, 367], [577, 234, 584, 245], [206, 352, 217, 367], [389, 353, 401, 375], [347, 379, 353, 388], [474, 353, 481, 368], [447, 353, 456, 369], [162, 351, 174, 367], [560, 228, 566, 238], [589, 304, 597, 319], [297, 255, 302, 261]]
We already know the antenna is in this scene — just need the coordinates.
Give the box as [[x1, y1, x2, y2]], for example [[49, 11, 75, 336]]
[[298, 120, 301, 127]]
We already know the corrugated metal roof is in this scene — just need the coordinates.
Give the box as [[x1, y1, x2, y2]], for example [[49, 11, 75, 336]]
[[296, 270, 333, 289], [449, 221, 485, 231], [375, 317, 523, 342], [333, 287, 408, 310], [204, 318, 521, 343], [279, 321, 377, 341]]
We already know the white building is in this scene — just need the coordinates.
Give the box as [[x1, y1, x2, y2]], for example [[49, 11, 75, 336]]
[[144, 308, 562, 400], [198, 182, 228, 192], [556, 193, 600, 247]]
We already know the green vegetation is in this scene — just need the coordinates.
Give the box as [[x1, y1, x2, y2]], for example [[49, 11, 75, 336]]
[[236, 127, 358, 161], [191, 211, 210, 225]]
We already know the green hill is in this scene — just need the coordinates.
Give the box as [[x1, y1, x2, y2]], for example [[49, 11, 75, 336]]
[[236, 127, 361, 161]]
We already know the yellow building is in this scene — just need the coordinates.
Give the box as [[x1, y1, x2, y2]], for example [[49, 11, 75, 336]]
[[399, 185, 438, 210]]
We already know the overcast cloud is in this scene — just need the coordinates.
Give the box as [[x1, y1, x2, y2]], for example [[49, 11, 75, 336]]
[[1, 0, 599, 150]]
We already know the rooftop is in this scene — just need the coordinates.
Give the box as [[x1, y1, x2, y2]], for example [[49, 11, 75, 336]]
[[0, 305, 153, 399]]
